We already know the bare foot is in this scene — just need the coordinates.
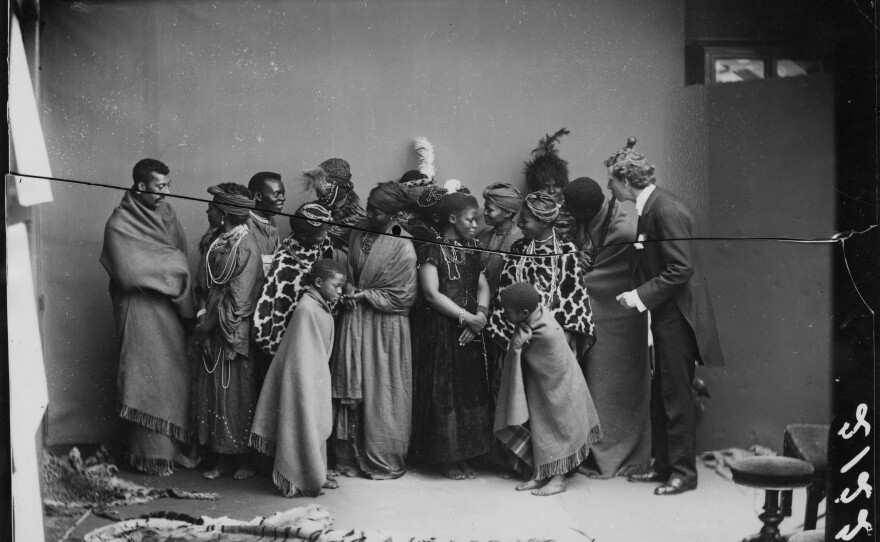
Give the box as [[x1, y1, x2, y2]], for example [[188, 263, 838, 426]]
[[532, 474, 566, 496], [441, 462, 466, 480], [576, 464, 597, 477], [326, 469, 340, 477], [174, 452, 201, 470], [459, 461, 477, 479], [495, 471, 513, 479], [156, 468, 173, 477], [323, 477, 339, 489], [515, 478, 545, 491], [233, 464, 255, 480], [337, 466, 360, 478], [202, 456, 234, 480]]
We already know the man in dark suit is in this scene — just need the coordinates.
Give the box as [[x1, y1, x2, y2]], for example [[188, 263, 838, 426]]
[[607, 148, 725, 495]]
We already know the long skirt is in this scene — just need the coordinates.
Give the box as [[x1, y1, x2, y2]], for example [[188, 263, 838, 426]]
[[194, 343, 257, 455], [579, 310, 651, 477], [409, 314, 493, 465]]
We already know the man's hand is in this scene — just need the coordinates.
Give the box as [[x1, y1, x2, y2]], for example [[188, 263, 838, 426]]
[[616, 291, 641, 310]]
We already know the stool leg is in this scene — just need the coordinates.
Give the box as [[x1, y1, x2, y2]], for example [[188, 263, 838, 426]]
[[743, 490, 787, 542], [804, 483, 823, 530]]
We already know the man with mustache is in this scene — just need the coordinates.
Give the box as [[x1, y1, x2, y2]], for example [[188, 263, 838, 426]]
[[100, 158, 195, 475]]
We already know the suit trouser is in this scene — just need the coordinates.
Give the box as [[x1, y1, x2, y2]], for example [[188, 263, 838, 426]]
[[649, 300, 699, 483]]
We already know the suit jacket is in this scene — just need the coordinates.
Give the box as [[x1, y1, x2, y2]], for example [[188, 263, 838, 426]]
[[633, 187, 725, 367]]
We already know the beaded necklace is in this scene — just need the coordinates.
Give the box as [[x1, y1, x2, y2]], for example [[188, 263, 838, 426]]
[[205, 224, 249, 287], [515, 229, 559, 302], [440, 236, 470, 281]]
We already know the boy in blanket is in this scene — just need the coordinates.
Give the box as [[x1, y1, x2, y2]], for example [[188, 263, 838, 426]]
[[249, 259, 347, 497], [495, 282, 603, 496]]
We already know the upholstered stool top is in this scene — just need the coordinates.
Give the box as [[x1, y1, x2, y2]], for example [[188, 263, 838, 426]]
[[788, 529, 824, 542], [730, 456, 815, 489], [785, 424, 829, 472]]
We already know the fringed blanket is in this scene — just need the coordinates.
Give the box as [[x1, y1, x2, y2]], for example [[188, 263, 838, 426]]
[[250, 290, 335, 497], [42, 448, 218, 520], [100, 192, 194, 471], [82, 505, 555, 542], [494, 306, 602, 480]]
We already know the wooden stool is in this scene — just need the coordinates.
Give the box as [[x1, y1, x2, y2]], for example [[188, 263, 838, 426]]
[[780, 424, 829, 530], [730, 456, 815, 542]]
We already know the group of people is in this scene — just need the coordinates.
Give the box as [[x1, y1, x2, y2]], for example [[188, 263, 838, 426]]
[[100, 137, 724, 500]]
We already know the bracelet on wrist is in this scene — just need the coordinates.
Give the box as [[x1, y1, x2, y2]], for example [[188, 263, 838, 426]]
[[197, 308, 207, 318], [458, 307, 466, 326]]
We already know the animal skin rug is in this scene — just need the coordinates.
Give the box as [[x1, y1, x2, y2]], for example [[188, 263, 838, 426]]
[[42, 447, 219, 519], [82, 505, 555, 542]]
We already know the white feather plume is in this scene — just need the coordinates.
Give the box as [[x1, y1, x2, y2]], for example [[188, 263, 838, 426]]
[[442, 179, 462, 192], [414, 137, 436, 180]]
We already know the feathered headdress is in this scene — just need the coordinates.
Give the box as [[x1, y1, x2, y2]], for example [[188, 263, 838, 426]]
[[414, 137, 436, 181], [523, 128, 570, 193]]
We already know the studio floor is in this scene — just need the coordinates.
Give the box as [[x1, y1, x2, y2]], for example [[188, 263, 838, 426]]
[[68, 462, 824, 542]]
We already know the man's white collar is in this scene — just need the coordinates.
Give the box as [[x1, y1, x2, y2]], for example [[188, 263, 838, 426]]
[[635, 184, 657, 216]]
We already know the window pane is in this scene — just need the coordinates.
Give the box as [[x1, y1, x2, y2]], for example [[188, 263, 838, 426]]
[[714, 58, 765, 83], [776, 59, 822, 78]]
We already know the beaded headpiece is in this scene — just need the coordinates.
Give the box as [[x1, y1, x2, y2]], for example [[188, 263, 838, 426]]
[[417, 185, 448, 208], [298, 202, 332, 227]]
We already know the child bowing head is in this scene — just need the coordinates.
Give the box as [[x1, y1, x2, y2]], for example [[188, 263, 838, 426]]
[[499, 282, 541, 326], [307, 258, 346, 306]]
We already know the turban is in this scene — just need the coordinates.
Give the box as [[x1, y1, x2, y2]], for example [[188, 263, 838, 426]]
[[563, 177, 605, 217], [482, 182, 524, 215], [296, 202, 332, 227], [304, 158, 354, 208], [523, 191, 560, 224], [398, 169, 433, 187], [207, 185, 253, 216], [500, 282, 541, 313], [369, 181, 413, 214]]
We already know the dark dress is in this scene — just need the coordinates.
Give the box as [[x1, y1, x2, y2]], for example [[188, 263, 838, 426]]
[[410, 239, 493, 465]]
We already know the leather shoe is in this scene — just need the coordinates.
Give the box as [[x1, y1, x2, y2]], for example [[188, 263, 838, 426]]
[[627, 470, 669, 483], [654, 477, 697, 495]]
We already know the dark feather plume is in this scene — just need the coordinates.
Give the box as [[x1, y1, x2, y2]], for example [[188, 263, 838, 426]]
[[531, 127, 571, 158]]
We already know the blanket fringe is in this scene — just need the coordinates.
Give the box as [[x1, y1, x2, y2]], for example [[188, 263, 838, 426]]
[[500, 424, 603, 480], [119, 405, 188, 443], [248, 432, 276, 457], [272, 469, 308, 498], [129, 455, 174, 476]]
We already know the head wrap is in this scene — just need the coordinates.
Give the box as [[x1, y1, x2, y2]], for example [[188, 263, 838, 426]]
[[295, 202, 332, 227], [207, 185, 253, 216], [303, 158, 354, 208], [319, 158, 353, 188], [500, 282, 541, 313], [369, 181, 413, 214], [523, 191, 560, 224], [563, 177, 605, 219], [398, 169, 433, 187], [482, 182, 524, 215]]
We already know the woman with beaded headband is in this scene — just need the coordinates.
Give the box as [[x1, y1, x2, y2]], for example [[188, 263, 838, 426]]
[[192, 184, 263, 481], [331, 181, 418, 479], [410, 191, 493, 480], [486, 191, 596, 369], [251, 203, 334, 359], [562, 138, 651, 479]]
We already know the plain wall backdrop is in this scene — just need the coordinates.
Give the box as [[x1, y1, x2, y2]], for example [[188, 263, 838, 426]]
[[32, 0, 831, 453]]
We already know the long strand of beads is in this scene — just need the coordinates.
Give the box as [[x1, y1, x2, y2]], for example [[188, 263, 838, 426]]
[[206, 225, 248, 287]]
